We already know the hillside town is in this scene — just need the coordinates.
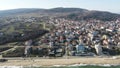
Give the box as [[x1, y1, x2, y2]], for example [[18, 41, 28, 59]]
[[22, 17, 120, 57], [0, 15, 120, 57], [1, 0, 120, 67]]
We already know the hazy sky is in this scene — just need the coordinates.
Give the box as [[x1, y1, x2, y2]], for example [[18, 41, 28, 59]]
[[0, 0, 119, 13]]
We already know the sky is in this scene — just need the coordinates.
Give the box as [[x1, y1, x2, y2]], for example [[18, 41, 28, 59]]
[[0, 0, 119, 13]]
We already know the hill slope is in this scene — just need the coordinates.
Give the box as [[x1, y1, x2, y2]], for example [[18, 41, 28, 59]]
[[0, 8, 120, 21]]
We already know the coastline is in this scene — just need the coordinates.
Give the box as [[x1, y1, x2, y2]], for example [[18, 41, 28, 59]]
[[0, 56, 120, 67]]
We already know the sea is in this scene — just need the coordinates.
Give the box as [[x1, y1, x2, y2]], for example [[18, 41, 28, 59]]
[[0, 64, 120, 68]]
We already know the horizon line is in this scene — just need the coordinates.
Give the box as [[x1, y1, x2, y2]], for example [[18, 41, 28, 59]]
[[0, 7, 119, 14]]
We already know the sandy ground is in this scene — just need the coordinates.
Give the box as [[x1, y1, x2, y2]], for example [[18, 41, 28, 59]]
[[0, 56, 120, 66]]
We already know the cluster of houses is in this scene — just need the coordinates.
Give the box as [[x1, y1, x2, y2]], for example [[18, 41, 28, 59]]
[[24, 18, 120, 57], [0, 16, 120, 57]]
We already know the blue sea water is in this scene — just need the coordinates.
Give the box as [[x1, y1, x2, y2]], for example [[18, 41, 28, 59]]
[[0, 64, 120, 68], [23, 66, 120, 68]]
